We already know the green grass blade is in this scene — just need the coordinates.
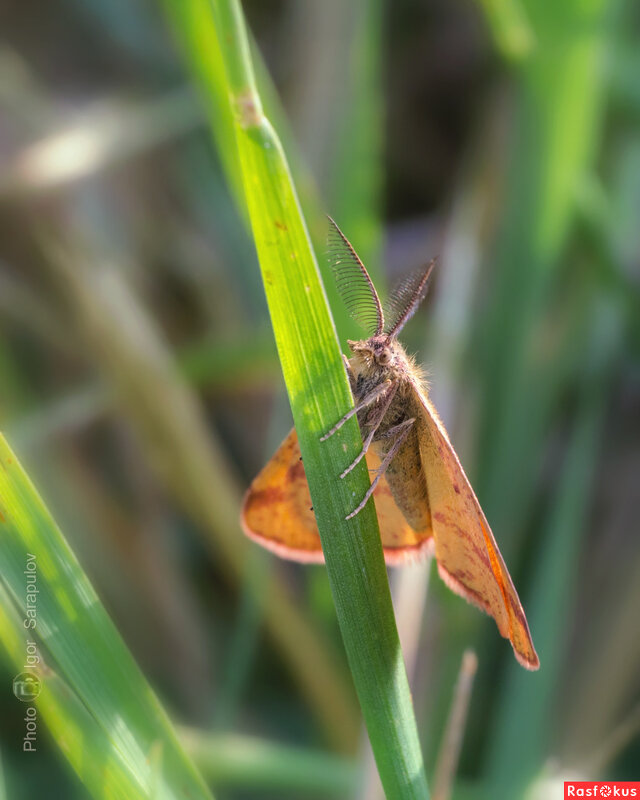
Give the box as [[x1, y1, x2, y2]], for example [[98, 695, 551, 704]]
[[475, 0, 612, 550], [0, 435, 213, 800], [0, 581, 160, 799], [181, 728, 357, 795], [162, 0, 245, 218], [209, 0, 429, 795], [476, 0, 535, 62], [324, 0, 384, 273], [9, 331, 279, 451], [161, 0, 376, 345], [484, 301, 620, 799]]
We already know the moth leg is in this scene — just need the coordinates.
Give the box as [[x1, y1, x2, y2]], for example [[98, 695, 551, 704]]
[[342, 354, 358, 395], [339, 383, 397, 479], [345, 417, 415, 521], [320, 381, 392, 442]]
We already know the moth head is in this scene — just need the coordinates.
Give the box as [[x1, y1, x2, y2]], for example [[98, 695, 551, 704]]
[[348, 335, 395, 370]]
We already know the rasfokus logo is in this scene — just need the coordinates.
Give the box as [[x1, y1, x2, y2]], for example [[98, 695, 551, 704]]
[[564, 783, 640, 798]]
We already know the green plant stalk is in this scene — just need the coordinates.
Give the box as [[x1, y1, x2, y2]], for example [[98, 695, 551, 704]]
[[329, 0, 384, 272], [475, 0, 611, 556], [485, 298, 620, 798], [0, 740, 5, 800], [0, 436, 212, 800], [485, 382, 608, 798], [162, 0, 245, 218], [210, 0, 429, 796], [181, 728, 357, 795], [476, 0, 535, 62], [465, 5, 613, 773], [9, 330, 279, 451], [161, 0, 382, 347]]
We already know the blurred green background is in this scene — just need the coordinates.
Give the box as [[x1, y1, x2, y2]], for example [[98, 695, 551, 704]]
[[0, 0, 639, 798]]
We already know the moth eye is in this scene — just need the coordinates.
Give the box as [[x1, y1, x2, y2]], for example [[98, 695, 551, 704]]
[[377, 350, 391, 366]]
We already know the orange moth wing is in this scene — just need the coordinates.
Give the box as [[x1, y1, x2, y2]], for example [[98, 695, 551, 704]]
[[241, 428, 433, 564], [412, 385, 539, 670]]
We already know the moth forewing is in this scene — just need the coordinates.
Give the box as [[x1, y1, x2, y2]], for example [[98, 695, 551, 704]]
[[407, 374, 540, 670]]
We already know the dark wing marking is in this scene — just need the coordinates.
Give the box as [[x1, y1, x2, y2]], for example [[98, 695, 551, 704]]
[[326, 215, 384, 336]]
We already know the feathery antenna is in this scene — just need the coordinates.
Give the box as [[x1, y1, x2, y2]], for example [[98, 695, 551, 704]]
[[326, 216, 384, 336], [384, 260, 436, 338]]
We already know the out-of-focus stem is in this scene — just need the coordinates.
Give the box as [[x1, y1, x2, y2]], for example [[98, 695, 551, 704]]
[[574, 703, 640, 776], [41, 235, 359, 753], [432, 650, 478, 800], [180, 727, 357, 794]]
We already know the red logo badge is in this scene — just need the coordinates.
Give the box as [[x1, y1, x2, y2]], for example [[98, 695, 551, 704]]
[[564, 783, 640, 798]]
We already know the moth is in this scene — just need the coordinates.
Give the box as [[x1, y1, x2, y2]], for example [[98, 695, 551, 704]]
[[242, 217, 539, 670]]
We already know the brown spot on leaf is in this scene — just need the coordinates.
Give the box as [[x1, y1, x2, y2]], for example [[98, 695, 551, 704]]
[[235, 90, 262, 128], [274, 220, 287, 231]]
